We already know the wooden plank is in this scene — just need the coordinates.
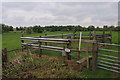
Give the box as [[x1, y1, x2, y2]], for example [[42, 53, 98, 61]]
[[39, 40, 69, 44], [21, 37, 69, 42], [75, 37, 90, 39], [69, 39, 97, 43]]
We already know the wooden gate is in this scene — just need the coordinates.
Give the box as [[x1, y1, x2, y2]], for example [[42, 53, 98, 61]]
[[97, 43, 120, 73]]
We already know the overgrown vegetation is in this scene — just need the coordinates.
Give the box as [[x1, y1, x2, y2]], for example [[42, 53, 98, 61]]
[[3, 53, 86, 78]]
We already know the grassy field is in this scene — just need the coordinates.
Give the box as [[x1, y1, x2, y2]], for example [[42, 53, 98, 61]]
[[2, 31, 118, 50], [2, 31, 119, 78]]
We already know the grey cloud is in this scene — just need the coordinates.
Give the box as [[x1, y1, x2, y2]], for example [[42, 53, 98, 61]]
[[2, 2, 118, 27]]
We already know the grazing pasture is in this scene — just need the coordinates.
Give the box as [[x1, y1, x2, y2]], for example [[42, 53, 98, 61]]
[[2, 31, 119, 78]]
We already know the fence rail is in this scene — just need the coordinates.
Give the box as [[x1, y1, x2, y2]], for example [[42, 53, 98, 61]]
[[98, 42, 120, 74]]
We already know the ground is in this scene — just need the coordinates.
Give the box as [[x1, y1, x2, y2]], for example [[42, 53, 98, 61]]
[[2, 31, 120, 78]]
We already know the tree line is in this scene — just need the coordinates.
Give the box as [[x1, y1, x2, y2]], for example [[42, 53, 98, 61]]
[[1, 24, 120, 34]]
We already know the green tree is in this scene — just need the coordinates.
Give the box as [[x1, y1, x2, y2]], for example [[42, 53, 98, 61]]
[[26, 27, 32, 34], [32, 25, 43, 33], [88, 25, 95, 31], [103, 25, 108, 31], [9, 26, 13, 31]]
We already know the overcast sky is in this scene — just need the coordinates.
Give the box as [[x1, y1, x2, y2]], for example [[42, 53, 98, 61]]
[[2, 2, 118, 28]]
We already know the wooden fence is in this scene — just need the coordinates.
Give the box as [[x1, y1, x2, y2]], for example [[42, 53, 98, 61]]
[[33, 31, 112, 43], [20, 34, 98, 71]]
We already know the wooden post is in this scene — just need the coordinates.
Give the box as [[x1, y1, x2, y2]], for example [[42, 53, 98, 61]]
[[67, 40, 71, 60], [89, 31, 92, 40], [73, 32, 75, 39], [86, 43, 89, 69], [110, 30, 112, 44], [39, 36, 42, 57], [2, 48, 7, 68], [62, 33, 63, 39], [21, 34, 24, 51], [26, 44, 29, 55], [45, 34, 47, 46], [102, 30, 105, 43], [63, 46, 66, 64], [93, 31, 96, 40], [92, 40, 98, 71]]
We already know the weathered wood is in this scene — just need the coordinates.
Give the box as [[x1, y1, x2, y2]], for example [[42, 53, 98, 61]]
[[2, 48, 7, 68], [102, 30, 105, 43], [21, 37, 69, 42], [45, 34, 47, 46], [21, 34, 24, 51], [62, 33, 63, 39], [89, 31, 92, 40], [110, 30, 112, 44], [93, 31, 96, 40], [67, 40, 71, 60], [39, 36, 42, 57], [75, 37, 90, 39], [86, 43, 89, 69], [39, 40, 69, 44], [92, 40, 98, 71], [26, 44, 29, 55], [69, 39, 97, 43]]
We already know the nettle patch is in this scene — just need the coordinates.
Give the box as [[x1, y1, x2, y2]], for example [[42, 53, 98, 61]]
[[3, 53, 86, 78]]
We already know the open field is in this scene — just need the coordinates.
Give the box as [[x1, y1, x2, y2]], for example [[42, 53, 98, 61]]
[[2, 31, 118, 50], [2, 31, 119, 78]]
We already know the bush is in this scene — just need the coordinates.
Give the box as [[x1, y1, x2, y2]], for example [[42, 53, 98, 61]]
[[26, 27, 32, 34], [32, 25, 43, 33]]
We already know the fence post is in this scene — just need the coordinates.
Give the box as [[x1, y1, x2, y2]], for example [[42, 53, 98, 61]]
[[92, 40, 98, 71], [45, 34, 47, 46], [73, 32, 75, 39], [26, 44, 29, 55], [2, 48, 7, 68], [62, 33, 63, 39], [67, 40, 71, 60], [39, 36, 42, 57], [21, 34, 24, 51], [102, 30, 105, 43], [86, 43, 89, 69], [110, 30, 112, 44], [89, 31, 92, 40], [93, 31, 96, 40]]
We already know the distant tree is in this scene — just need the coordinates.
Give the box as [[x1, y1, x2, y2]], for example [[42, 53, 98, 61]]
[[114, 26, 120, 31], [103, 25, 108, 31], [9, 26, 13, 31], [16, 27, 19, 31], [32, 25, 43, 33], [88, 25, 95, 31], [2, 24, 10, 33], [26, 27, 32, 34], [109, 25, 115, 31]]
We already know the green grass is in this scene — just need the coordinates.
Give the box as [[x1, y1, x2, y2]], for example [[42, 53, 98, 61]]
[[2, 31, 118, 50], [2, 31, 119, 78]]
